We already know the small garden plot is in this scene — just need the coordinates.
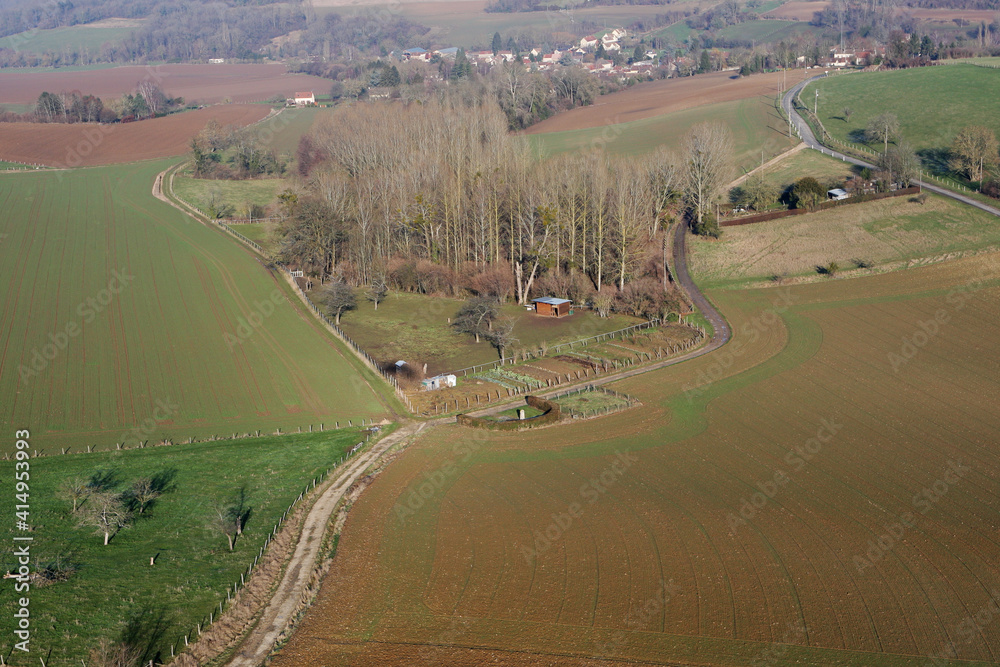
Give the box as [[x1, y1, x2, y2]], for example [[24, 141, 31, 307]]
[[481, 404, 547, 422], [554, 388, 637, 418]]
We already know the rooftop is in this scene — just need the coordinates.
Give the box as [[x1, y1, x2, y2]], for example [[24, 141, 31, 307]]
[[533, 297, 571, 305]]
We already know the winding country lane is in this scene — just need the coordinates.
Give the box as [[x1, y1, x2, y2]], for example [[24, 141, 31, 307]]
[[782, 75, 1000, 218]]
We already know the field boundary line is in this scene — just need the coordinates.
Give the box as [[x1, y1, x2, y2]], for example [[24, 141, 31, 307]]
[[156, 163, 413, 417], [216, 421, 429, 666]]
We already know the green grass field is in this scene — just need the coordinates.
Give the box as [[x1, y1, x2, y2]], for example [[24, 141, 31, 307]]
[[528, 95, 798, 173], [0, 427, 368, 664], [714, 19, 810, 42], [172, 174, 287, 217], [258, 106, 324, 157], [757, 147, 855, 192], [808, 65, 1000, 153], [274, 252, 1000, 666], [334, 291, 640, 376], [0, 161, 391, 453], [2, 22, 141, 57]]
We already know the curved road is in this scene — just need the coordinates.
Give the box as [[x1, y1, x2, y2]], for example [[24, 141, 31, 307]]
[[782, 75, 1000, 218]]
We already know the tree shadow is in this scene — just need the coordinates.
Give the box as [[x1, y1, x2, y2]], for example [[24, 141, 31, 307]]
[[120, 604, 172, 665], [815, 265, 831, 275], [847, 129, 869, 143], [231, 486, 253, 534], [87, 469, 120, 492], [151, 468, 178, 495], [917, 147, 951, 174]]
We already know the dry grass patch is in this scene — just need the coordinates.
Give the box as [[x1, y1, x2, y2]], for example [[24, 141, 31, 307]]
[[690, 193, 1000, 287]]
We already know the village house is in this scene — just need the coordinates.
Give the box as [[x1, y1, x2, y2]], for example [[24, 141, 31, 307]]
[[580, 35, 599, 49], [293, 91, 316, 106]]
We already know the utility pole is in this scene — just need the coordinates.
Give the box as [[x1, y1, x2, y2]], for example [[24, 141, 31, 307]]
[[814, 88, 819, 116]]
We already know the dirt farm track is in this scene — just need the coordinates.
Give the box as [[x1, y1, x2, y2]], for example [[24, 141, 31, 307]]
[[0, 104, 270, 166], [525, 69, 809, 135], [0, 63, 331, 106]]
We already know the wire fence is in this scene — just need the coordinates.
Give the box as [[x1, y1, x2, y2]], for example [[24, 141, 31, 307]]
[[169, 181, 413, 413], [548, 384, 639, 419], [17, 429, 379, 666], [448, 318, 667, 378]]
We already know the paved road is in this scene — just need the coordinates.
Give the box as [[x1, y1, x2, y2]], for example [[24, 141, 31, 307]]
[[782, 76, 1000, 218]]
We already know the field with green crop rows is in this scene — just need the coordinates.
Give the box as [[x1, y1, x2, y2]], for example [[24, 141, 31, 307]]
[[0, 161, 390, 453], [0, 428, 369, 664], [274, 252, 1000, 665], [528, 95, 797, 173], [808, 65, 1000, 152]]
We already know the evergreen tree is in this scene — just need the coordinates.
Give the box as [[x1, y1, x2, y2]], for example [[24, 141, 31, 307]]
[[492, 32, 502, 55]]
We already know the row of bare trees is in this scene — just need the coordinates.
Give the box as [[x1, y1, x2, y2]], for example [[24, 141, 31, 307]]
[[275, 99, 733, 304]]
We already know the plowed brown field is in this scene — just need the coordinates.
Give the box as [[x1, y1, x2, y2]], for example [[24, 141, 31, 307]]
[[0, 63, 330, 105], [525, 69, 809, 135], [273, 253, 1000, 666], [0, 104, 269, 166]]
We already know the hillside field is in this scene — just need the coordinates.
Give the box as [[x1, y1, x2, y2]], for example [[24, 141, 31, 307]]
[[528, 94, 798, 172], [808, 66, 1000, 154], [1, 20, 143, 57], [273, 251, 1000, 665], [0, 161, 390, 453], [0, 427, 369, 664]]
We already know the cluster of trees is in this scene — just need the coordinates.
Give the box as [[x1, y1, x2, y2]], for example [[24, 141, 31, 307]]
[[274, 99, 731, 324], [191, 119, 285, 180], [58, 468, 173, 545], [0, 84, 181, 123]]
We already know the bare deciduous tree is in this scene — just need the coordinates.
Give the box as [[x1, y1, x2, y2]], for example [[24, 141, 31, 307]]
[[866, 112, 900, 152], [366, 274, 389, 310], [323, 280, 357, 325], [81, 492, 132, 546], [128, 478, 161, 514], [682, 122, 734, 232], [487, 316, 518, 360], [58, 477, 90, 514], [951, 125, 999, 182]]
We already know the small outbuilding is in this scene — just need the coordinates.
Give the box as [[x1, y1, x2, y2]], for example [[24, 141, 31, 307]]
[[827, 188, 849, 201], [532, 297, 572, 317], [421, 374, 457, 391]]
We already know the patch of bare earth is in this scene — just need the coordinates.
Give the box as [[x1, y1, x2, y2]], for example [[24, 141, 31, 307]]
[[0, 104, 270, 166], [525, 69, 809, 135]]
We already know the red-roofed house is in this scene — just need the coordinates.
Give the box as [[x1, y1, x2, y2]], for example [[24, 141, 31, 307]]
[[293, 92, 316, 106]]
